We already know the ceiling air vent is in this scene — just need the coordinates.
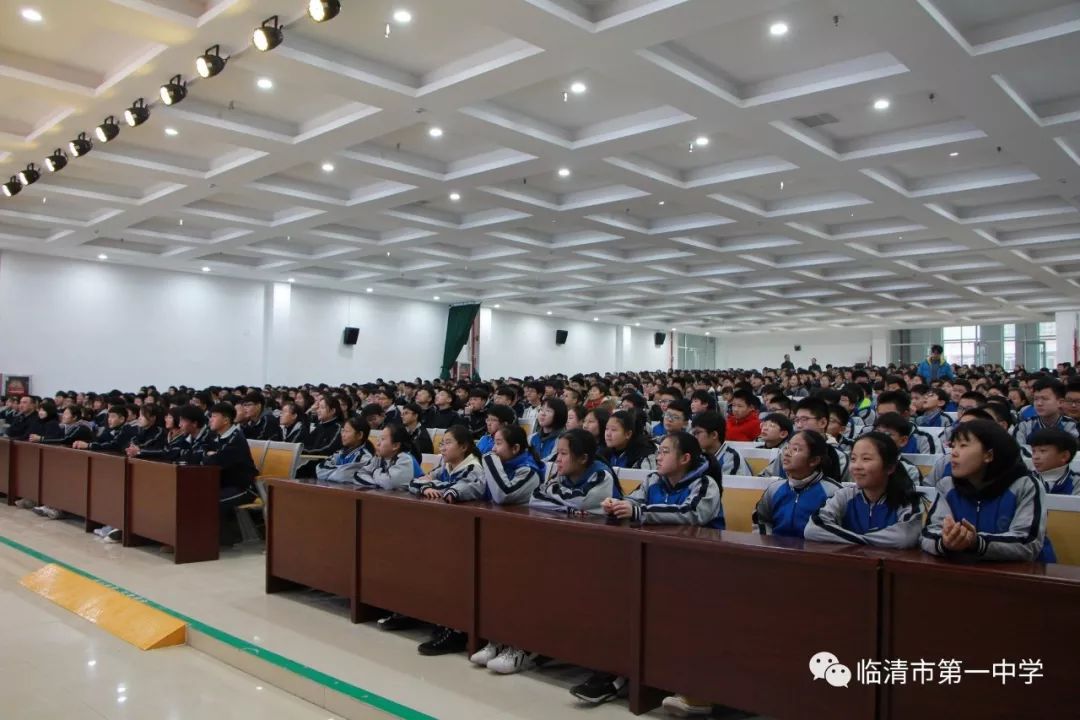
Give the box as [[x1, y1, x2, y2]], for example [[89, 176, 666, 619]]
[[795, 113, 839, 128]]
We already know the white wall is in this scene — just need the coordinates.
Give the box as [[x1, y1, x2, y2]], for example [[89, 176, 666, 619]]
[[0, 252, 266, 392], [715, 328, 875, 370], [623, 326, 670, 371], [479, 308, 618, 377]]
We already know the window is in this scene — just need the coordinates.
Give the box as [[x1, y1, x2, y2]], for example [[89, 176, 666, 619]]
[[942, 325, 979, 365]]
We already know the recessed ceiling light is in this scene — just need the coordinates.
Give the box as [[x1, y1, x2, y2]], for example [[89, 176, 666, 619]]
[[257, 77, 273, 90], [287, 277, 296, 283], [635, 322, 641, 327], [546, 311, 552, 315], [393, 9, 412, 24], [694, 135, 710, 147], [21, 8, 43, 22], [449, 192, 461, 201], [769, 21, 788, 36], [658, 200, 665, 206], [428, 126, 443, 138], [873, 98, 891, 111], [593, 317, 598, 322], [321, 162, 334, 172], [164, 127, 179, 137], [570, 81, 587, 94], [179, 218, 184, 225], [433, 295, 440, 301], [557, 167, 571, 178], [671, 327, 677, 331], [493, 304, 500, 308], [949, 151, 959, 157], [366, 287, 373, 293], [705, 331, 710, 336], [97, 254, 108, 260], [201, 266, 211, 272]]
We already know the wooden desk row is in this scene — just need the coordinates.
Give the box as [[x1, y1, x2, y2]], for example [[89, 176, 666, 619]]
[[0, 438, 221, 564], [265, 477, 1080, 720]]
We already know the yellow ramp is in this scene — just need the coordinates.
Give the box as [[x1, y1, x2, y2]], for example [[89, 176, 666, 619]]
[[20, 564, 186, 650]]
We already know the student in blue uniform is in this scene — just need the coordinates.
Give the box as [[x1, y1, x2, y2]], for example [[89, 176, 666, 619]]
[[654, 398, 691, 441], [599, 410, 656, 470], [532, 428, 620, 517], [354, 423, 422, 492], [410, 425, 484, 657], [582, 407, 610, 452], [872, 413, 927, 487], [921, 420, 1047, 562], [1029, 428, 1078, 495], [478, 404, 516, 455], [315, 416, 375, 483], [529, 397, 567, 462], [915, 388, 954, 429], [596, 431, 723, 715], [753, 430, 840, 537], [875, 391, 941, 455], [804, 432, 922, 547], [1013, 378, 1079, 445], [690, 410, 749, 476]]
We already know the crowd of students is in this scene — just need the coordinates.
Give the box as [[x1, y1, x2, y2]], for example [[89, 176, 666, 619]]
[[2, 355, 1079, 715]]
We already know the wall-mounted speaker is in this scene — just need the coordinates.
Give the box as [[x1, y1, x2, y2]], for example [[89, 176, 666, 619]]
[[555, 329, 569, 345], [343, 326, 359, 345], [794, 344, 802, 352], [654, 332, 666, 347]]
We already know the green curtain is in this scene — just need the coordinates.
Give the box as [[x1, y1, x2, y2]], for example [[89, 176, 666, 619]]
[[440, 303, 480, 379]]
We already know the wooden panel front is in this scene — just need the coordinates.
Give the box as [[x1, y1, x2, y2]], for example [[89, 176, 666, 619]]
[[87, 453, 126, 529], [477, 510, 639, 677], [0, 438, 10, 497], [642, 536, 879, 720], [267, 480, 358, 598], [128, 460, 178, 546], [358, 493, 475, 632], [39, 447, 89, 517], [11, 442, 41, 503]]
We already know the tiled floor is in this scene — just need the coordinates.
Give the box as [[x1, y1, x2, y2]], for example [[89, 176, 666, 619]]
[[0, 504, 763, 720]]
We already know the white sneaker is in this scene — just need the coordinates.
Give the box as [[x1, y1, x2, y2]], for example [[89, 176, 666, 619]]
[[469, 642, 502, 666], [31, 505, 47, 516], [15, 498, 35, 509], [486, 646, 537, 675], [661, 695, 712, 717], [41, 507, 63, 520], [93, 527, 108, 537], [103, 528, 122, 544]]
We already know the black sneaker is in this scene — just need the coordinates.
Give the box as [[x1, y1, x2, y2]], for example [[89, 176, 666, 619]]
[[377, 613, 420, 631], [418, 627, 467, 656], [570, 672, 627, 705]]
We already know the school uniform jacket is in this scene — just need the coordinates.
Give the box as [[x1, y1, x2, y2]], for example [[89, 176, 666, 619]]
[[353, 452, 421, 491], [427, 407, 466, 430], [277, 421, 308, 445], [529, 429, 562, 462], [926, 446, 1034, 488], [477, 433, 495, 455], [899, 457, 924, 487], [716, 443, 750, 477], [39, 422, 95, 446], [915, 410, 953, 429], [900, 422, 941, 455], [3, 411, 44, 440], [599, 443, 657, 471], [410, 455, 483, 498], [804, 486, 922, 548], [448, 452, 543, 505], [625, 457, 724, 528], [753, 471, 841, 538], [759, 442, 847, 482], [194, 424, 258, 494], [316, 444, 375, 483], [89, 423, 139, 452], [921, 463, 1046, 562], [241, 414, 280, 441], [1012, 415, 1080, 446], [530, 460, 620, 516], [406, 424, 434, 455], [304, 419, 342, 456], [131, 425, 165, 450], [1038, 466, 1079, 496]]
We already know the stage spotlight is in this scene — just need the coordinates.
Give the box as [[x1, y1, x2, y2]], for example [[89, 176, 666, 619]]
[[253, 16, 283, 51], [196, 44, 227, 78], [69, 132, 92, 157], [308, 0, 340, 22], [159, 75, 187, 105], [95, 115, 120, 143], [124, 98, 149, 127], [2, 177, 21, 197], [44, 149, 68, 172], [17, 163, 40, 186]]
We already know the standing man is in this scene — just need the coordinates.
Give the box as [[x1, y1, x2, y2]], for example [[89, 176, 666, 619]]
[[917, 344, 955, 383], [780, 354, 795, 371]]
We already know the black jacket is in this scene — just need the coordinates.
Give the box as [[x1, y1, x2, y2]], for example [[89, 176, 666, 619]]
[[139, 427, 210, 463], [4, 412, 43, 440], [304, 419, 342, 455], [89, 423, 138, 452], [35, 418, 63, 441], [194, 425, 258, 493], [241, 414, 279, 441], [426, 407, 466, 430], [132, 425, 166, 450], [278, 421, 308, 445], [40, 422, 95, 446], [407, 424, 434, 455]]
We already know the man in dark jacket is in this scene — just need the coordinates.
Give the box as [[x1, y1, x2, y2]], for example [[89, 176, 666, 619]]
[[3, 396, 43, 440]]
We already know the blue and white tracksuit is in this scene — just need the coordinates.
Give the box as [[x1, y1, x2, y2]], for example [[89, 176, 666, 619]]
[[530, 460, 621, 516], [625, 457, 724, 529], [409, 454, 484, 498], [353, 452, 423, 491], [804, 486, 922, 548], [753, 471, 840, 538], [316, 444, 375, 483], [448, 451, 543, 505]]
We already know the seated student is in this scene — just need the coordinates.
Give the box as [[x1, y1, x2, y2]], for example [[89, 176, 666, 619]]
[[576, 432, 723, 711], [764, 394, 793, 420], [194, 402, 260, 544], [409, 426, 484, 657], [492, 386, 519, 420], [946, 379, 972, 414], [478, 404, 516, 455], [3, 396, 44, 440], [872, 413, 926, 487], [689, 389, 716, 419], [400, 402, 434, 456], [726, 389, 762, 442], [127, 405, 209, 462], [461, 388, 489, 440], [691, 410, 749, 476], [582, 407, 610, 452], [827, 405, 851, 449], [1029, 428, 1078, 495], [599, 410, 657, 470], [532, 428, 620, 517], [130, 405, 166, 450], [781, 398, 848, 480], [372, 387, 401, 426], [161, 407, 188, 452], [584, 381, 615, 412], [315, 416, 376, 483], [1012, 378, 1080, 446], [654, 398, 691, 440], [875, 391, 941, 455], [530, 397, 567, 462], [359, 403, 386, 430], [921, 420, 1047, 562], [427, 389, 465, 430], [30, 404, 94, 446], [24, 400, 62, 442], [276, 401, 309, 445], [915, 388, 954, 428], [305, 396, 345, 455], [805, 432, 923, 548], [1065, 378, 1080, 424], [562, 387, 582, 410], [758, 413, 794, 452], [565, 404, 585, 431], [648, 386, 680, 423], [752, 431, 840, 538], [353, 423, 422, 492], [239, 392, 279, 440]]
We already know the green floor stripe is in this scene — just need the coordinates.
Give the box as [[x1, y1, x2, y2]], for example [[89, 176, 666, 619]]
[[0, 534, 436, 720]]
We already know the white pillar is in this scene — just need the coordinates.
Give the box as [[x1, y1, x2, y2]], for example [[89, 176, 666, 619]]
[[1056, 311, 1079, 365], [263, 282, 292, 384]]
